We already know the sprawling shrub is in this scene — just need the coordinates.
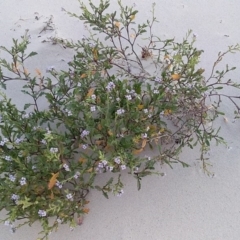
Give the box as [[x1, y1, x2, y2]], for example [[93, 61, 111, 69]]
[[0, 0, 239, 239]]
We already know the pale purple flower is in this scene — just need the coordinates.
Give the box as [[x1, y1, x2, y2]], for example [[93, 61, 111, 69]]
[[66, 193, 73, 201], [0, 138, 8, 146], [38, 210, 47, 217], [55, 181, 63, 189], [154, 77, 161, 83], [114, 157, 121, 164], [15, 138, 22, 144], [125, 95, 132, 100], [116, 108, 125, 115], [148, 114, 152, 118], [82, 144, 88, 150], [73, 171, 80, 179], [116, 97, 120, 102], [9, 175, 16, 182], [117, 189, 124, 197], [91, 94, 96, 100], [108, 166, 114, 172], [106, 82, 116, 92], [120, 165, 126, 170], [63, 163, 70, 171], [143, 109, 148, 114], [66, 110, 72, 116], [50, 147, 58, 153], [98, 162, 104, 168], [19, 177, 27, 186], [141, 133, 148, 139], [5, 156, 11, 161], [11, 194, 19, 201], [90, 106, 96, 112], [81, 130, 90, 138], [153, 89, 159, 94], [102, 160, 108, 166], [41, 139, 47, 145]]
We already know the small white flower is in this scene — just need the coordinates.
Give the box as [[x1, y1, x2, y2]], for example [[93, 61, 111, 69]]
[[141, 133, 148, 139], [56, 218, 62, 223], [145, 155, 151, 161], [102, 160, 108, 166], [106, 82, 116, 92], [153, 89, 159, 94], [81, 130, 90, 138], [41, 139, 47, 145], [108, 166, 114, 172], [5, 156, 11, 161], [90, 106, 96, 112], [133, 167, 139, 172], [154, 77, 161, 83], [77, 82, 82, 87], [4, 220, 11, 226], [114, 157, 121, 164], [63, 163, 70, 171], [70, 226, 75, 231], [55, 181, 63, 189], [38, 210, 47, 217], [73, 171, 80, 179], [0, 138, 8, 146], [143, 109, 148, 114], [46, 66, 55, 72], [120, 165, 126, 170], [66, 110, 72, 116], [148, 114, 152, 118], [116, 108, 125, 115], [125, 95, 132, 100], [50, 147, 58, 153], [9, 175, 16, 182], [11, 194, 19, 201], [116, 97, 120, 102], [98, 162, 104, 168], [66, 193, 73, 201], [19, 177, 27, 186], [117, 189, 124, 197], [91, 94, 96, 100], [15, 138, 22, 144], [82, 144, 88, 150]]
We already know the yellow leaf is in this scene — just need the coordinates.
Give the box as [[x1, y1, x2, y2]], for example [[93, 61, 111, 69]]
[[141, 139, 147, 149], [86, 168, 93, 173], [80, 73, 87, 78], [95, 140, 105, 146], [130, 33, 136, 38], [23, 68, 29, 75], [160, 128, 165, 133], [97, 124, 102, 130], [83, 208, 90, 214], [87, 88, 94, 97], [79, 157, 86, 164], [129, 15, 135, 21], [108, 130, 113, 136], [137, 104, 144, 110], [164, 109, 172, 116], [114, 22, 121, 28], [48, 172, 59, 190], [133, 148, 143, 155], [35, 68, 42, 76], [92, 48, 98, 61], [171, 74, 180, 80], [50, 190, 54, 200]]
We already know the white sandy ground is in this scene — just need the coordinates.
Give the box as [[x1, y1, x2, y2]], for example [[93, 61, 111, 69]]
[[1, 0, 240, 239]]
